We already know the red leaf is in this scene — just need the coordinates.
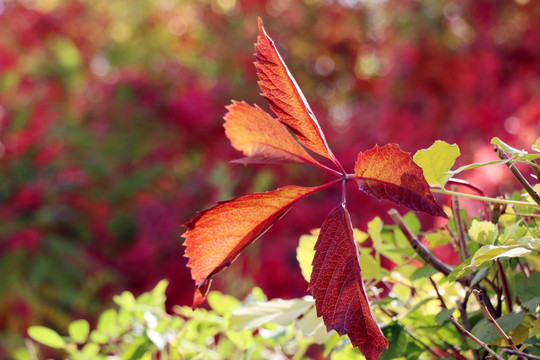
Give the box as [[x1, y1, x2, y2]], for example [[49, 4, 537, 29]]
[[183, 185, 328, 307], [310, 204, 388, 360], [354, 144, 447, 218], [224, 100, 320, 166], [254, 18, 339, 167]]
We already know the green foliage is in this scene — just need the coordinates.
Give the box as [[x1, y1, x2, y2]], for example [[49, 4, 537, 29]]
[[21, 139, 540, 359]]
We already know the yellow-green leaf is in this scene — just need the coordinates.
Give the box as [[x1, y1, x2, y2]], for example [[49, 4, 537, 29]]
[[296, 229, 319, 283], [68, 319, 90, 344], [28, 326, 66, 349], [468, 220, 497, 245], [413, 140, 460, 187]]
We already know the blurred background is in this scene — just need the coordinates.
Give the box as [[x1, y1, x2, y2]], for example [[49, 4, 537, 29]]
[[1, 0, 539, 354]]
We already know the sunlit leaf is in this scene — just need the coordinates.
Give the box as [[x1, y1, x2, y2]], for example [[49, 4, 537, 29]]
[[468, 220, 497, 245], [68, 319, 90, 344], [413, 140, 460, 187], [183, 185, 328, 308], [354, 144, 447, 217], [229, 297, 313, 330], [310, 204, 388, 360], [224, 101, 320, 166], [296, 229, 319, 283], [533, 137, 540, 152], [470, 245, 531, 270], [28, 326, 66, 349], [491, 137, 540, 160], [255, 18, 339, 166]]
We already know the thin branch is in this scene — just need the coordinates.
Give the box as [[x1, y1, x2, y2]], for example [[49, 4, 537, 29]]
[[502, 349, 540, 359], [402, 327, 441, 358], [473, 289, 519, 351], [495, 259, 512, 312], [495, 146, 540, 206], [388, 209, 453, 277], [448, 316, 504, 360], [429, 277, 447, 309], [456, 297, 481, 360], [451, 185, 470, 260]]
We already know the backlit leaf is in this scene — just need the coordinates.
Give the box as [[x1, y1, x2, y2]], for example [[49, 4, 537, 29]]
[[28, 326, 66, 349], [224, 101, 320, 166], [413, 140, 460, 187], [296, 229, 319, 283], [309, 204, 388, 360], [468, 220, 497, 245], [229, 297, 313, 330], [354, 144, 447, 218], [255, 18, 338, 166], [183, 185, 328, 308]]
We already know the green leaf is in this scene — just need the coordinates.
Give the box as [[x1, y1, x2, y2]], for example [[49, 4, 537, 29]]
[[28, 326, 66, 349], [410, 266, 438, 281], [296, 307, 333, 343], [296, 229, 318, 283], [225, 330, 254, 350], [468, 220, 497, 245], [229, 297, 312, 331], [470, 245, 531, 270], [207, 291, 242, 316], [413, 140, 460, 187], [521, 296, 540, 313], [97, 309, 118, 337], [368, 216, 383, 252], [379, 322, 408, 360], [68, 319, 90, 344], [514, 272, 540, 303], [491, 137, 540, 160], [471, 312, 525, 348], [491, 137, 528, 157], [533, 137, 540, 152], [359, 251, 381, 281], [435, 308, 455, 325]]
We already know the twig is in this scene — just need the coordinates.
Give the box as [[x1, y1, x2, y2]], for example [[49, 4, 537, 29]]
[[457, 297, 481, 360], [496, 259, 512, 312], [448, 316, 504, 360], [429, 277, 447, 309], [494, 146, 540, 206], [473, 289, 520, 351], [502, 349, 540, 359], [451, 185, 470, 260], [402, 327, 441, 358], [388, 209, 453, 277]]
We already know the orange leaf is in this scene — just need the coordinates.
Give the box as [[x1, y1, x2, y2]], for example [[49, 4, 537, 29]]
[[310, 204, 388, 360], [183, 184, 329, 308], [254, 18, 339, 167], [354, 144, 447, 218], [224, 101, 320, 165]]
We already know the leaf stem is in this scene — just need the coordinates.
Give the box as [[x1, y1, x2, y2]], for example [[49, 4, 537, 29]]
[[431, 188, 540, 209], [501, 349, 540, 360], [447, 316, 504, 360]]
